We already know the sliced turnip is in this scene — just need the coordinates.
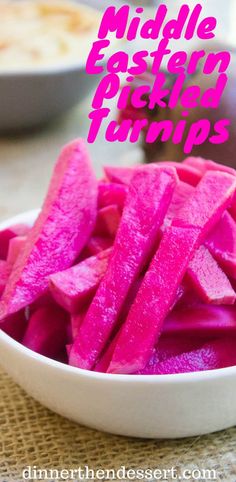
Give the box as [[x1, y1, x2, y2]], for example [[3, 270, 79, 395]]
[[187, 245, 236, 305], [6, 236, 26, 267], [95, 333, 205, 374], [205, 211, 236, 279], [104, 166, 134, 185], [172, 171, 236, 237], [23, 304, 69, 358], [164, 184, 236, 281], [136, 335, 207, 375], [0, 139, 98, 320], [29, 291, 54, 316], [94, 333, 119, 373], [104, 162, 202, 187], [138, 338, 236, 375], [184, 157, 236, 177], [163, 305, 236, 337], [66, 344, 72, 358], [108, 226, 201, 374], [1, 310, 27, 342], [98, 182, 127, 210], [163, 185, 236, 305], [83, 236, 113, 258], [0, 260, 11, 297], [69, 166, 177, 370], [108, 171, 236, 374], [230, 191, 236, 221], [158, 161, 202, 186], [71, 310, 87, 340], [0, 224, 30, 260], [163, 181, 194, 229], [94, 205, 121, 238], [49, 248, 112, 314]]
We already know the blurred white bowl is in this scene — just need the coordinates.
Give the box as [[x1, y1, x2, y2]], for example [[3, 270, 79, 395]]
[[0, 66, 101, 132], [1, 210, 236, 439], [0, 0, 118, 132]]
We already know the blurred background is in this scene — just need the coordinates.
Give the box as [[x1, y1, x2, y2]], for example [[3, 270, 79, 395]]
[[0, 0, 235, 222]]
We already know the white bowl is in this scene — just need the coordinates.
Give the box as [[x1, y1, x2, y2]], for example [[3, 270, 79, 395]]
[[0, 210, 236, 439], [0, 0, 113, 132], [0, 64, 100, 132]]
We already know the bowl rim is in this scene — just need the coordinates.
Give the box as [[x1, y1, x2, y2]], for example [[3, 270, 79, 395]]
[[1, 208, 236, 384], [0, 62, 90, 77], [1, 328, 236, 384]]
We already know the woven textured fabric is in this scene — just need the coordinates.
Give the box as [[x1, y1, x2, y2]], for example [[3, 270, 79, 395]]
[[0, 367, 236, 482]]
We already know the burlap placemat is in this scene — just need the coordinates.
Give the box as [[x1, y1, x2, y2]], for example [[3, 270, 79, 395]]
[[0, 367, 235, 482]]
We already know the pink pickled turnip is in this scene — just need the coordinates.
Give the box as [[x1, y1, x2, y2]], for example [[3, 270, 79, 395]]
[[163, 181, 194, 229], [163, 305, 236, 337], [164, 184, 236, 302], [69, 166, 177, 370], [71, 310, 87, 340], [0, 260, 11, 297], [94, 205, 121, 238], [172, 171, 236, 237], [205, 211, 236, 279], [184, 157, 236, 177], [108, 172, 236, 374], [66, 344, 72, 358], [172, 283, 187, 307], [0, 224, 30, 260], [98, 182, 127, 210], [23, 305, 69, 358], [108, 226, 200, 374], [95, 333, 205, 374], [0, 139, 98, 320], [104, 161, 202, 187], [95, 278, 143, 372], [164, 185, 236, 305], [83, 236, 113, 258], [136, 336, 206, 375], [6, 236, 26, 267], [95, 278, 144, 372], [94, 333, 119, 373], [187, 245, 236, 305], [158, 161, 202, 186], [104, 166, 134, 185], [138, 338, 236, 375], [29, 291, 54, 316], [1, 311, 27, 342], [229, 191, 236, 221], [49, 248, 112, 314]]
